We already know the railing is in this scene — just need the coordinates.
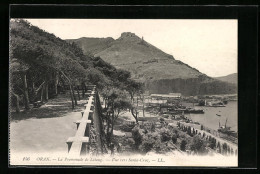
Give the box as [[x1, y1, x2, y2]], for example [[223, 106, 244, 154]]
[[66, 85, 97, 156]]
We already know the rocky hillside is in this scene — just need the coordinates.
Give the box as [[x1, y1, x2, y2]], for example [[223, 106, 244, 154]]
[[215, 73, 237, 84], [67, 37, 114, 56], [68, 32, 237, 95]]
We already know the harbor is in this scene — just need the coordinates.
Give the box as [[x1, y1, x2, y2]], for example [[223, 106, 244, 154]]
[[133, 93, 238, 152]]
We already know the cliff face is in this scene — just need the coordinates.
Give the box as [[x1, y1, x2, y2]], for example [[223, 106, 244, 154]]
[[146, 78, 237, 96], [68, 32, 237, 95]]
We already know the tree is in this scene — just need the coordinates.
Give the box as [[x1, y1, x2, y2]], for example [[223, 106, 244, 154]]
[[222, 143, 228, 155], [187, 126, 192, 136], [217, 142, 221, 153], [126, 79, 144, 123], [132, 126, 143, 149], [11, 90, 20, 113], [180, 140, 187, 151], [9, 57, 30, 111], [190, 135, 207, 154], [103, 87, 131, 144], [177, 122, 180, 128], [10, 19, 89, 110], [209, 138, 216, 149], [172, 133, 177, 144], [140, 132, 157, 153], [160, 128, 172, 142], [192, 128, 196, 135]]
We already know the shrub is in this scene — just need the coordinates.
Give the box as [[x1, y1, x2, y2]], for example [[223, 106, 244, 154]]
[[192, 128, 196, 135], [120, 123, 135, 132], [154, 141, 170, 154], [160, 128, 172, 142], [132, 126, 143, 149], [180, 140, 187, 151], [190, 135, 208, 155], [187, 126, 192, 136], [151, 122, 156, 132], [127, 138, 135, 148], [209, 138, 216, 149], [172, 133, 177, 144], [127, 137, 135, 144], [159, 117, 165, 122], [140, 132, 158, 153], [162, 115, 169, 119], [222, 143, 228, 155]]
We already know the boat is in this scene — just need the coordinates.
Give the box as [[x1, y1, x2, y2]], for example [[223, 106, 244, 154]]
[[206, 101, 226, 107], [184, 108, 205, 114], [218, 118, 237, 137], [216, 114, 221, 117]]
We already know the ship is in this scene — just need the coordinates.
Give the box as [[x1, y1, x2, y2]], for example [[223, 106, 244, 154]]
[[184, 108, 205, 114], [205, 100, 226, 107], [218, 118, 237, 137]]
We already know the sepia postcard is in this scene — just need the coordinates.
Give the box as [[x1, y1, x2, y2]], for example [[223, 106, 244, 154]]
[[9, 18, 238, 167]]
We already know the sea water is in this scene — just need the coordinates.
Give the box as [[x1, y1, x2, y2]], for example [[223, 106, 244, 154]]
[[183, 101, 237, 132]]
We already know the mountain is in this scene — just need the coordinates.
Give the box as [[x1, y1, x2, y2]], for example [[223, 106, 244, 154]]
[[67, 32, 237, 96], [215, 73, 237, 84], [67, 37, 114, 56]]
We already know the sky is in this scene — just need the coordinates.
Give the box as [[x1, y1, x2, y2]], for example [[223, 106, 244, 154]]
[[25, 19, 237, 77]]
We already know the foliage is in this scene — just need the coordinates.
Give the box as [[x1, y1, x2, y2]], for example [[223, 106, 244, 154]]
[[172, 133, 177, 144], [127, 138, 135, 148], [159, 117, 165, 122], [151, 122, 156, 132], [180, 140, 187, 151], [140, 132, 159, 153], [9, 19, 137, 111], [222, 143, 228, 155], [190, 135, 208, 155], [160, 127, 172, 142], [132, 126, 143, 149], [209, 137, 217, 149], [119, 123, 135, 132]]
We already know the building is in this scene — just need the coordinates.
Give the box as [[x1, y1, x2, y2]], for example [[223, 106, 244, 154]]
[[150, 93, 182, 100]]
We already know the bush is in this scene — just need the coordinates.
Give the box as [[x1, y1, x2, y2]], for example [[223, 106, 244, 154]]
[[140, 132, 159, 153], [160, 128, 172, 142], [187, 126, 192, 136], [180, 140, 187, 151], [190, 135, 208, 155], [120, 123, 135, 132], [154, 141, 171, 154], [127, 138, 135, 148], [162, 114, 169, 119], [151, 122, 156, 132], [222, 143, 228, 155], [209, 138, 216, 149], [172, 133, 177, 144], [159, 117, 165, 122], [132, 126, 143, 149]]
